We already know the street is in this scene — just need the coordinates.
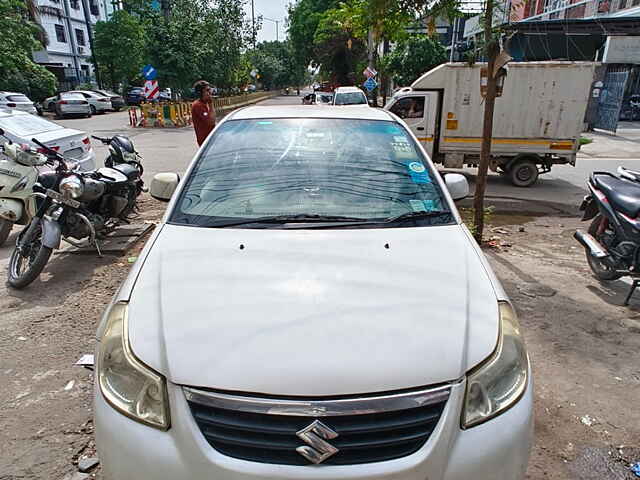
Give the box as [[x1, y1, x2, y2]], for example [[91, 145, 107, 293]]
[[1, 95, 640, 479]]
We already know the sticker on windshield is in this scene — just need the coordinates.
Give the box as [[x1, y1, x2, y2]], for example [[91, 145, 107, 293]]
[[409, 200, 427, 212], [406, 161, 431, 184], [394, 136, 409, 143], [257, 121, 273, 125]]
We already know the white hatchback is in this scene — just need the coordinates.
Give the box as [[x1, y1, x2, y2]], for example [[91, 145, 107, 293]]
[[70, 90, 113, 114], [333, 86, 369, 106], [94, 106, 533, 480]]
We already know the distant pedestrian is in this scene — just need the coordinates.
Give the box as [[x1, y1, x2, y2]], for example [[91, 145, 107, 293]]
[[191, 80, 216, 146]]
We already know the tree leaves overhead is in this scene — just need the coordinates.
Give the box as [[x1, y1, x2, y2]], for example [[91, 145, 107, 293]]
[[0, 0, 56, 100], [382, 35, 446, 86]]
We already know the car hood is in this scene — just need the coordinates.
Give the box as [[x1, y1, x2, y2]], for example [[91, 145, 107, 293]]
[[127, 223, 500, 396]]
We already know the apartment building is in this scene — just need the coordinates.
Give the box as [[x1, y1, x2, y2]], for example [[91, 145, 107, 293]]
[[32, 0, 111, 89]]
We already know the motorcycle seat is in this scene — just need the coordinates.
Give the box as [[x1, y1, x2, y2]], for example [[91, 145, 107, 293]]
[[593, 174, 640, 218]]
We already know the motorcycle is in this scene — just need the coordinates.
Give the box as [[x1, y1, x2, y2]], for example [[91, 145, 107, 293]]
[[0, 129, 49, 247], [574, 167, 640, 305], [7, 137, 144, 289], [91, 134, 145, 203]]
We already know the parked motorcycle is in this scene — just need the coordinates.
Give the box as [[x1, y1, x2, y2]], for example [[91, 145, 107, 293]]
[[7, 137, 144, 289], [574, 167, 640, 305], [0, 129, 49, 246]]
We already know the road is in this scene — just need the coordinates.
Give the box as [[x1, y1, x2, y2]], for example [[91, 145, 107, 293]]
[[1, 94, 639, 479]]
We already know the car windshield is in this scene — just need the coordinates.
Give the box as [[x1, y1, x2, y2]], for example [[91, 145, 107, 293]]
[[335, 92, 367, 105], [170, 118, 452, 229], [0, 114, 63, 136], [6, 94, 31, 103], [61, 93, 85, 100], [94, 90, 114, 96]]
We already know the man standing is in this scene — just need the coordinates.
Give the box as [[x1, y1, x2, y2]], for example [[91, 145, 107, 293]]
[[191, 80, 216, 146]]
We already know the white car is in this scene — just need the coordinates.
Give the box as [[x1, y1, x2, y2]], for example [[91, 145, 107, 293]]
[[54, 92, 92, 118], [0, 91, 37, 115], [94, 106, 533, 480], [333, 86, 369, 106], [70, 90, 113, 114], [0, 110, 95, 171]]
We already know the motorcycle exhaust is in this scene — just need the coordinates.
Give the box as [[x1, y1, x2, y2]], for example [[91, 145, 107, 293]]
[[574, 230, 611, 260]]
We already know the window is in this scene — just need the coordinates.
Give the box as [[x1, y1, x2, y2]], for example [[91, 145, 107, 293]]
[[170, 118, 451, 228], [70, 0, 80, 9], [75, 28, 85, 46], [334, 92, 367, 105], [390, 97, 425, 119], [55, 24, 66, 43]]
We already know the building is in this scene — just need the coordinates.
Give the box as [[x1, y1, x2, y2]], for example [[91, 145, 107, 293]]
[[32, 0, 110, 90]]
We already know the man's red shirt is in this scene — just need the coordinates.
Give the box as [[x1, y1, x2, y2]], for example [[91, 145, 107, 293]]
[[192, 99, 215, 146]]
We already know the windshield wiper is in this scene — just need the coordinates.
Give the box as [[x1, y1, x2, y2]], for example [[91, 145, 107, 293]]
[[208, 214, 369, 228], [382, 210, 451, 224]]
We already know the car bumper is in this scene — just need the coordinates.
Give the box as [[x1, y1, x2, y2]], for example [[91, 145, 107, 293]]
[[95, 374, 533, 480], [94, 103, 112, 112], [60, 105, 91, 115]]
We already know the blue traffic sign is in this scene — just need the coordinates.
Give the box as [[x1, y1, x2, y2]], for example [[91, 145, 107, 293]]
[[363, 77, 378, 92], [142, 64, 157, 80]]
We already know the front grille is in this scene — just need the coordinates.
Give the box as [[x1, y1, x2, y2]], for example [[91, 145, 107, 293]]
[[185, 386, 449, 466]]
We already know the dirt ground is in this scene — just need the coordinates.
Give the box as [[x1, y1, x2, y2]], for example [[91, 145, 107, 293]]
[[0, 202, 639, 479]]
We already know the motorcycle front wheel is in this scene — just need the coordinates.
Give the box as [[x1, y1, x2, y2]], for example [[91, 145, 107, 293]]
[[0, 219, 12, 247], [586, 215, 623, 281], [7, 222, 52, 289]]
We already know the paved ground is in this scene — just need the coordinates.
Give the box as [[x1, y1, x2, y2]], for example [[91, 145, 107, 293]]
[[1, 95, 639, 479]]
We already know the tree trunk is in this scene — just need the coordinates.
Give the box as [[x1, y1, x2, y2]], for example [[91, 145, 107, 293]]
[[472, 0, 499, 244]]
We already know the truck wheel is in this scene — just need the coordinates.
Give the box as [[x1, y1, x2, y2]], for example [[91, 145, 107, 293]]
[[509, 158, 539, 187]]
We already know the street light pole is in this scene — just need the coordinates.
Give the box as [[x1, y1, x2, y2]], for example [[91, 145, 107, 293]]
[[263, 17, 280, 42]]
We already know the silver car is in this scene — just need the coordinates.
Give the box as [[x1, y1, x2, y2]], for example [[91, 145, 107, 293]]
[[0, 91, 37, 115], [54, 92, 92, 118], [71, 90, 113, 115]]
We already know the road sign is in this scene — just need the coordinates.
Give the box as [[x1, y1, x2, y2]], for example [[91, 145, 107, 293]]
[[363, 66, 377, 79], [250, 69, 258, 78], [142, 64, 157, 81], [363, 77, 378, 92], [144, 80, 159, 100]]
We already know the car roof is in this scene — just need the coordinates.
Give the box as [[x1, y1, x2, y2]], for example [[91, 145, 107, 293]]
[[230, 105, 393, 121], [335, 86, 364, 93]]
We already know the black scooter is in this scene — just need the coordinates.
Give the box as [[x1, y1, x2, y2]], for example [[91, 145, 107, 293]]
[[574, 167, 640, 305]]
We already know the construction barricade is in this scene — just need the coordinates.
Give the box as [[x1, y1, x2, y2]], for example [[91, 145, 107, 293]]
[[128, 91, 277, 128]]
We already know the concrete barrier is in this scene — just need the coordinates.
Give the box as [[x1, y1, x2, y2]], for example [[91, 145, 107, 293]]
[[129, 91, 279, 128]]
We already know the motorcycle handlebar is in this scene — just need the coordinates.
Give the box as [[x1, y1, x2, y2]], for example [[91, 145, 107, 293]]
[[91, 135, 110, 144]]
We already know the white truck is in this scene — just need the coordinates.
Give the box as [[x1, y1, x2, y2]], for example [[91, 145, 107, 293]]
[[384, 61, 596, 187]]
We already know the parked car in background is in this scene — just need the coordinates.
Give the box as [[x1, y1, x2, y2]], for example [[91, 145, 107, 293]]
[[92, 90, 125, 111], [70, 90, 112, 114], [333, 86, 369, 106], [0, 109, 96, 170], [94, 105, 533, 480], [0, 91, 37, 115], [54, 92, 92, 118], [42, 95, 57, 113], [302, 92, 334, 105], [126, 87, 146, 105]]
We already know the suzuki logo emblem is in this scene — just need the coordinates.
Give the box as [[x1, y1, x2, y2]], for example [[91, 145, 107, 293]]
[[296, 420, 339, 464]]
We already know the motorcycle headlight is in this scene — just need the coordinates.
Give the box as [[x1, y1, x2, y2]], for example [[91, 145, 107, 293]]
[[59, 176, 84, 199], [97, 302, 170, 430], [462, 302, 529, 428]]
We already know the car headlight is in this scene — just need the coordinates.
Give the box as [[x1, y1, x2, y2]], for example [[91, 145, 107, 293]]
[[462, 302, 529, 428], [59, 175, 84, 199], [97, 302, 170, 430]]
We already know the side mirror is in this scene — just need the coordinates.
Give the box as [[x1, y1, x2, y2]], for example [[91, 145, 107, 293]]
[[150, 172, 180, 202], [444, 173, 469, 201]]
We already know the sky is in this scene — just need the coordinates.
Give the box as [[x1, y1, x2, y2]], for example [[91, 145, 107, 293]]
[[243, 0, 290, 43]]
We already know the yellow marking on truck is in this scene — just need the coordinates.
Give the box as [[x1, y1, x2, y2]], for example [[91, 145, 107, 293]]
[[443, 137, 574, 147], [417, 136, 434, 142]]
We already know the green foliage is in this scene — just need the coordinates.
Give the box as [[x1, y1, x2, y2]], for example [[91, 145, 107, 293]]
[[94, 10, 146, 92], [0, 0, 56, 100], [249, 41, 307, 90], [382, 35, 446, 86]]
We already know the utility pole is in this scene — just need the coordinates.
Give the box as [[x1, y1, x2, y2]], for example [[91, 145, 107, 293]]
[[251, 0, 256, 47], [81, 0, 102, 88], [263, 17, 279, 42], [472, 0, 500, 243], [449, 17, 458, 62]]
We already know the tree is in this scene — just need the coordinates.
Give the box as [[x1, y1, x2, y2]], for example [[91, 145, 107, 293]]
[[0, 0, 56, 100], [94, 10, 146, 92], [382, 35, 446, 86]]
